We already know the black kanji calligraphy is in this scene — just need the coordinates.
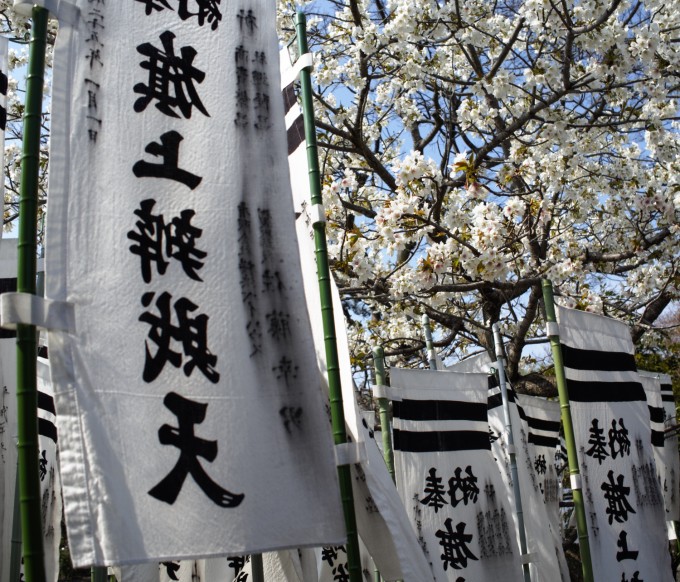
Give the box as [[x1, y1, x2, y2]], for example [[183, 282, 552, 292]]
[[140, 291, 219, 383], [266, 310, 291, 342], [321, 546, 345, 567], [136, 0, 222, 30], [133, 131, 202, 189], [135, 31, 209, 119], [280, 406, 303, 434], [272, 356, 298, 386], [161, 562, 180, 581], [149, 392, 244, 507], [128, 199, 169, 282], [166, 209, 207, 280], [602, 470, 636, 525], [534, 454, 547, 475], [136, 0, 173, 15], [585, 418, 609, 464], [609, 418, 631, 459], [176, 0, 222, 30], [421, 467, 448, 513], [435, 518, 478, 570], [332, 564, 349, 582], [128, 199, 207, 283], [616, 530, 639, 561], [39, 450, 47, 481], [448, 466, 479, 507], [227, 556, 247, 578], [237, 9, 257, 33]]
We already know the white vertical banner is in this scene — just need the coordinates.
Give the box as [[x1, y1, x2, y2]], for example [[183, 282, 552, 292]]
[[390, 368, 524, 582], [639, 371, 679, 524], [486, 382, 570, 582], [557, 306, 673, 582], [287, 89, 435, 580], [660, 372, 680, 521], [45, 1, 344, 567], [32, 356, 62, 582], [516, 394, 563, 533], [0, 238, 17, 582]]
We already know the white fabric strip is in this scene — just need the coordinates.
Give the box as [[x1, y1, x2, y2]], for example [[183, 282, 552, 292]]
[[334, 442, 366, 466], [545, 321, 559, 337], [309, 203, 326, 225], [13, 0, 79, 23], [371, 383, 401, 401], [0, 292, 75, 332]]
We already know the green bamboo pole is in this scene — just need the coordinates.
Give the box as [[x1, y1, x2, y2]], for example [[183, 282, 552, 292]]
[[91, 567, 108, 582], [10, 467, 22, 582], [372, 347, 395, 481], [295, 12, 362, 582], [16, 6, 49, 582], [541, 280, 594, 582], [421, 315, 438, 370], [251, 554, 264, 582], [492, 323, 531, 582]]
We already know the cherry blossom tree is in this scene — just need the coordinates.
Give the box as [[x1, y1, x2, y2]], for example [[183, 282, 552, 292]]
[[278, 0, 680, 392], [0, 2, 55, 239], [0, 2, 677, 393]]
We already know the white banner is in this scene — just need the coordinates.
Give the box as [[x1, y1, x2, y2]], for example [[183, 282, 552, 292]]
[[390, 368, 524, 582], [557, 306, 673, 581], [660, 372, 680, 521], [516, 394, 563, 532], [485, 382, 569, 582], [46, 2, 344, 566], [0, 239, 18, 582], [639, 371, 680, 524], [290, 123, 434, 579], [0, 35, 7, 235], [31, 356, 63, 582], [447, 346, 569, 580]]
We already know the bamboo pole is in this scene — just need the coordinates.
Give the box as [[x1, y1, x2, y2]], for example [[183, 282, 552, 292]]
[[492, 323, 531, 582], [251, 554, 264, 582], [294, 12, 362, 582], [10, 467, 22, 582], [15, 6, 48, 582], [541, 280, 594, 582]]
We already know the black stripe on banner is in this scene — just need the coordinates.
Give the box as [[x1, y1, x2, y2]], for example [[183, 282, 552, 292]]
[[287, 115, 305, 155], [38, 417, 57, 443], [648, 406, 665, 424], [0, 277, 17, 339], [662, 394, 675, 403], [566, 379, 646, 402], [393, 429, 491, 452], [282, 82, 297, 114], [651, 430, 665, 448], [528, 433, 559, 448], [661, 383, 673, 393], [561, 344, 637, 372], [487, 390, 516, 410], [526, 416, 560, 433], [393, 399, 488, 422], [38, 390, 56, 415]]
